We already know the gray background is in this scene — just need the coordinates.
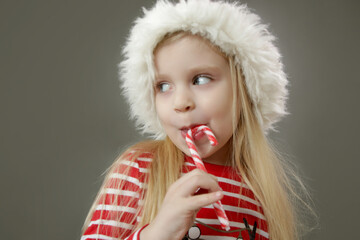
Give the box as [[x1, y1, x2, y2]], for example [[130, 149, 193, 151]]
[[1, 0, 359, 239]]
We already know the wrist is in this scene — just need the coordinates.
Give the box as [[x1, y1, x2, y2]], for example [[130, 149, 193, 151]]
[[139, 220, 172, 240], [131, 224, 149, 240], [139, 223, 162, 240]]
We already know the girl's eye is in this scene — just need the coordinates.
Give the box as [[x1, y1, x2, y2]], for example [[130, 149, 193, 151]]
[[193, 75, 211, 85], [156, 82, 171, 93]]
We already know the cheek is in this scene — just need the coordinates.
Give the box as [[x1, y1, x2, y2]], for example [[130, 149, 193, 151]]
[[204, 90, 234, 137], [155, 97, 167, 122], [203, 92, 233, 117]]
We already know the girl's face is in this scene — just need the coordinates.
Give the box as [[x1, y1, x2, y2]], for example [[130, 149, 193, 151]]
[[154, 35, 234, 165]]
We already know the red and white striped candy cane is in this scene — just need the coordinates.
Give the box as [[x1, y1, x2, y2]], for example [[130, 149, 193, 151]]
[[185, 125, 231, 231]]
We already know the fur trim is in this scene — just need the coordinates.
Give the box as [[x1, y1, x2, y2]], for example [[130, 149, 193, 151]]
[[119, 0, 288, 139]]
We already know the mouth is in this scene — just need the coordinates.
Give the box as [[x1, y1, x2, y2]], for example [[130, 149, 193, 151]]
[[180, 124, 206, 139]]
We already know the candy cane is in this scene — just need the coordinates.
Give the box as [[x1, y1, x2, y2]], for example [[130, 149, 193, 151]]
[[186, 125, 231, 231]]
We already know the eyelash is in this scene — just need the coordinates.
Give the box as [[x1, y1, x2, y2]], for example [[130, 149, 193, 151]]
[[155, 82, 170, 93], [192, 74, 212, 85], [155, 74, 212, 93]]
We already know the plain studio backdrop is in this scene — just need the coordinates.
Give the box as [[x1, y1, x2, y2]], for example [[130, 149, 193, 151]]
[[1, 0, 359, 239]]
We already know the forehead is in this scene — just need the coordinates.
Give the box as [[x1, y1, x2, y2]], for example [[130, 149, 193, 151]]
[[154, 33, 227, 59], [154, 35, 229, 74]]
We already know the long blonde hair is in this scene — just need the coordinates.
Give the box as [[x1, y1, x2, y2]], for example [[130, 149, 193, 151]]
[[82, 33, 314, 240]]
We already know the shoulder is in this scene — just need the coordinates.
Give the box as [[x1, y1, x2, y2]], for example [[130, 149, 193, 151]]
[[108, 146, 154, 184], [116, 150, 153, 171]]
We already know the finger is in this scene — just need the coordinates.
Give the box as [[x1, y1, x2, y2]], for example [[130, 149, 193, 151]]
[[180, 172, 221, 197], [171, 169, 218, 189], [165, 169, 220, 200], [186, 190, 224, 211]]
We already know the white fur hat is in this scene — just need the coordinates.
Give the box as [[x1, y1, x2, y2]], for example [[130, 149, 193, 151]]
[[119, 0, 288, 139]]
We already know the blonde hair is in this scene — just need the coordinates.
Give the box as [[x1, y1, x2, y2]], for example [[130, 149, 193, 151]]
[[82, 32, 314, 240]]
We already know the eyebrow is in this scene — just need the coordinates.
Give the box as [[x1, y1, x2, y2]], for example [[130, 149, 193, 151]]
[[188, 65, 222, 74]]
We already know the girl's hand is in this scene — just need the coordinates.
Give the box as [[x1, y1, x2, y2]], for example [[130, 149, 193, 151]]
[[140, 169, 224, 240]]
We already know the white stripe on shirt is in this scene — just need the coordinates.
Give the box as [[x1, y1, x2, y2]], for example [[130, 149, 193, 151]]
[[103, 189, 140, 198], [95, 204, 137, 213], [121, 160, 149, 173], [217, 176, 249, 189], [110, 173, 142, 188], [222, 191, 261, 206], [203, 204, 266, 220], [88, 219, 134, 229], [137, 157, 152, 162], [81, 234, 117, 240]]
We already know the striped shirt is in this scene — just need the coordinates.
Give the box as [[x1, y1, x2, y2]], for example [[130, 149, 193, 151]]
[[81, 151, 269, 240]]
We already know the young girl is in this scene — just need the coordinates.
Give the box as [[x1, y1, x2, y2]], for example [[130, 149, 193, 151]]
[[81, 1, 310, 239]]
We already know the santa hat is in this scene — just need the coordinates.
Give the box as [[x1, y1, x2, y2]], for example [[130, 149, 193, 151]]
[[119, 0, 288, 139]]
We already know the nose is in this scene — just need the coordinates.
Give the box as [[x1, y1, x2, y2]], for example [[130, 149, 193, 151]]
[[173, 87, 195, 113]]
